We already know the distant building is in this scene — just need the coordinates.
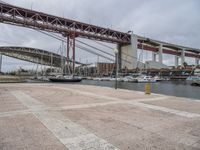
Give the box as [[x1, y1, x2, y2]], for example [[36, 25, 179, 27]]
[[145, 61, 170, 69], [97, 63, 115, 76]]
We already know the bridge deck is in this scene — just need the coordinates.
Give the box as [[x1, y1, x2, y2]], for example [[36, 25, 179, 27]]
[[0, 83, 200, 150]]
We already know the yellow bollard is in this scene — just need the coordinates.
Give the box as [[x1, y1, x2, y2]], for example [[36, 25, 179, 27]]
[[145, 83, 151, 95]]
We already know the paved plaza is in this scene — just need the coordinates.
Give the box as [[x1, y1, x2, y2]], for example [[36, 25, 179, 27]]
[[0, 83, 200, 150]]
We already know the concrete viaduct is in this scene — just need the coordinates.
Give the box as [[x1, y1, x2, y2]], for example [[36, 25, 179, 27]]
[[120, 34, 200, 69]]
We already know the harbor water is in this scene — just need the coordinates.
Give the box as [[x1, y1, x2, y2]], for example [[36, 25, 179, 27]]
[[79, 80, 200, 100]]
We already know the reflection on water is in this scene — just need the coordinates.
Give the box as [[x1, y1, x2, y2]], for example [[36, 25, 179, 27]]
[[80, 80, 200, 100]]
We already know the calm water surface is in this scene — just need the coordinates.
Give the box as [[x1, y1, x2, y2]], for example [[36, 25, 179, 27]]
[[79, 80, 200, 100]]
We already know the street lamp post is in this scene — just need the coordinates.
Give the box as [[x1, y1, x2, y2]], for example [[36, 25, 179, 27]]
[[0, 54, 2, 73], [113, 48, 118, 89]]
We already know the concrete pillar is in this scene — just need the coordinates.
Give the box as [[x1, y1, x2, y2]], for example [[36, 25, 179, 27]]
[[158, 44, 163, 64], [181, 49, 185, 66], [175, 55, 179, 68], [152, 52, 157, 62], [0, 54, 2, 73], [119, 34, 138, 69], [121, 34, 138, 69], [195, 58, 199, 66], [131, 34, 138, 68]]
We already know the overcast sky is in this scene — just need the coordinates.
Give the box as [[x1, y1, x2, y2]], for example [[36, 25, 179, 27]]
[[0, 0, 200, 72]]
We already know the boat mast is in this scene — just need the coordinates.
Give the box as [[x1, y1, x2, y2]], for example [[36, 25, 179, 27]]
[[66, 36, 71, 75], [0, 54, 2, 73]]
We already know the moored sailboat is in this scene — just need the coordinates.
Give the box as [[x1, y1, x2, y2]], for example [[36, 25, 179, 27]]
[[49, 75, 82, 82], [49, 41, 82, 83]]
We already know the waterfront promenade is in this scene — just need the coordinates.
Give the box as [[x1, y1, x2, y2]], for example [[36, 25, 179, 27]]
[[0, 83, 200, 150]]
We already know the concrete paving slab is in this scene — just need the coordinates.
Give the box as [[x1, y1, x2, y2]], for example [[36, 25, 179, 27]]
[[54, 84, 160, 100], [142, 98, 200, 114], [0, 114, 67, 150], [12, 90, 120, 150], [62, 104, 200, 149], [0, 87, 27, 112], [24, 88, 113, 108]]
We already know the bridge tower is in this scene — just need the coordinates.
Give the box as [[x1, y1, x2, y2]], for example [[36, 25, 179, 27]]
[[66, 34, 76, 75]]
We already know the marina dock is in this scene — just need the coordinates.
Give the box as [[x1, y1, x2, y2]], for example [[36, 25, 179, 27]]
[[0, 83, 200, 150]]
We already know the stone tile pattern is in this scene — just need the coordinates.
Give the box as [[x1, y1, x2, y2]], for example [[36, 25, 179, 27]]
[[0, 83, 199, 150]]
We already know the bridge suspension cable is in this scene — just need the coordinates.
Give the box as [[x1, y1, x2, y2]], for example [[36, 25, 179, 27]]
[[38, 30, 114, 57], [76, 39, 114, 58], [36, 30, 115, 61], [36, 30, 134, 64]]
